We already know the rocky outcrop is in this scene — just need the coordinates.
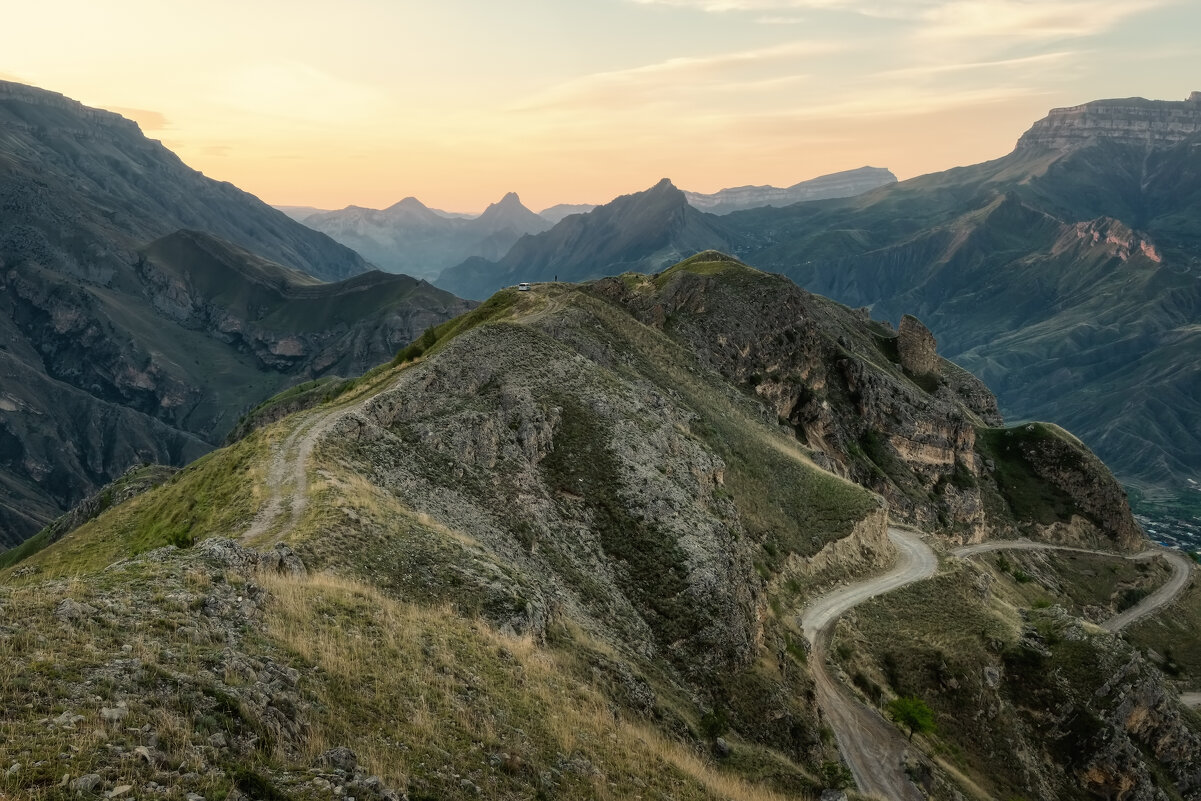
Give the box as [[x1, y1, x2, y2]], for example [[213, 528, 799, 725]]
[[589, 254, 1145, 551], [896, 315, 938, 376], [994, 424, 1145, 551], [1017, 93, 1201, 151], [592, 257, 1006, 537]]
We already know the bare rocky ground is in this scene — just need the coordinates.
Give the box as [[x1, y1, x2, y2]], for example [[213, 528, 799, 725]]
[[0, 539, 406, 801]]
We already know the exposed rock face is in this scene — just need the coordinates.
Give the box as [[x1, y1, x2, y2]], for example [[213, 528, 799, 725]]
[[1017, 94, 1201, 150], [995, 424, 1145, 551], [330, 322, 763, 674], [896, 314, 939, 376], [591, 253, 1142, 549], [591, 257, 1000, 535]]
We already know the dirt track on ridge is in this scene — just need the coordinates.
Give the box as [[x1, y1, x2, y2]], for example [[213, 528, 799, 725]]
[[801, 528, 935, 801]]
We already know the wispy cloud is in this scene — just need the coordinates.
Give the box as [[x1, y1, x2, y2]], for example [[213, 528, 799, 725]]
[[917, 0, 1168, 40], [514, 40, 844, 113], [630, 0, 1172, 38], [874, 50, 1079, 80]]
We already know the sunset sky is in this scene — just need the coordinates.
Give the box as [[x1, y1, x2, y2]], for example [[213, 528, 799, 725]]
[[3, 0, 1198, 212]]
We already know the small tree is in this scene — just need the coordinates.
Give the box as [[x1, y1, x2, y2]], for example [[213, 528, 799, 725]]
[[887, 696, 935, 741]]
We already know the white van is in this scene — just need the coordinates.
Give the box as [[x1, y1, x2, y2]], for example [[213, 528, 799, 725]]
[[517, 282, 531, 291]]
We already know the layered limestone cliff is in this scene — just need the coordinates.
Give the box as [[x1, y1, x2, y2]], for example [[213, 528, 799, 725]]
[[1017, 93, 1201, 150]]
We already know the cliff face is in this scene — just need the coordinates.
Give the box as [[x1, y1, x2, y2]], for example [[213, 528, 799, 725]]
[[1017, 93, 1201, 150], [591, 253, 1141, 549]]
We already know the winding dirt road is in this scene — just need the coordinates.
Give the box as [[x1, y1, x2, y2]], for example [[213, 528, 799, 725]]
[[801, 528, 936, 801], [239, 388, 381, 544], [802, 533, 1195, 801], [951, 539, 1193, 633], [240, 287, 569, 545]]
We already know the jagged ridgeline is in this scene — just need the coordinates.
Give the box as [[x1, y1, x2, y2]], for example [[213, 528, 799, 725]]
[[0, 254, 1173, 800]]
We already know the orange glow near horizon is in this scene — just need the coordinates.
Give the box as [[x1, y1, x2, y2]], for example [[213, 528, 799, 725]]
[[3, 1, 1198, 213]]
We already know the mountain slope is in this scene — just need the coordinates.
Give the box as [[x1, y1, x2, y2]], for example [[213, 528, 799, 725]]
[[0, 81, 475, 547], [435, 179, 741, 299], [0, 80, 372, 282], [719, 101, 1201, 517], [4, 257, 1190, 801], [683, 166, 897, 215], [301, 192, 552, 280], [0, 229, 470, 548]]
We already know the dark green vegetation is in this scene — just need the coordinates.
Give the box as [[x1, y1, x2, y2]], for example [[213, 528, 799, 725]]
[[975, 425, 1084, 526], [886, 696, 935, 741], [0, 82, 473, 547]]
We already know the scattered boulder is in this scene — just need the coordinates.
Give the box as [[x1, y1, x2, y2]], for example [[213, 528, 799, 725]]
[[70, 773, 102, 793], [55, 598, 96, 623], [265, 543, 306, 576], [319, 746, 358, 772], [100, 704, 128, 724]]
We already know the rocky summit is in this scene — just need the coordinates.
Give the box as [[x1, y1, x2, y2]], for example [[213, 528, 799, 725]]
[[4, 255, 1195, 801]]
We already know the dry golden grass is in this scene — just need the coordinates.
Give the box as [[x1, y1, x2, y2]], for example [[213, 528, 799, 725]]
[[260, 569, 813, 801]]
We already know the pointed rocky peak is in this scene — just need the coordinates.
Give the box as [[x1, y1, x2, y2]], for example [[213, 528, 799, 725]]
[[475, 191, 549, 233], [478, 191, 530, 219], [386, 196, 431, 212], [379, 196, 446, 224], [606, 178, 689, 219], [647, 177, 682, 196]]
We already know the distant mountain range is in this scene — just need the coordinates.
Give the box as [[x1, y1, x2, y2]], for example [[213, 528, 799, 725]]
[[435, 179, 741, 300], [433, 93, 1201, 520], [684, 166, 896, 214], [281, 168, 895, 279], [298, 193, 553, 281], [0, 81, 471, 546], [722, 93, 1201, 516]]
